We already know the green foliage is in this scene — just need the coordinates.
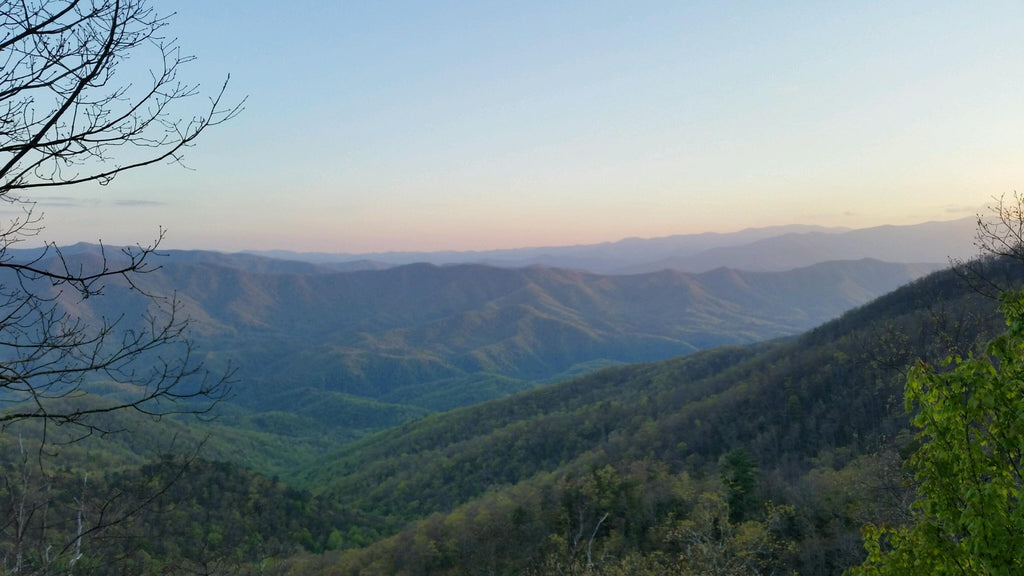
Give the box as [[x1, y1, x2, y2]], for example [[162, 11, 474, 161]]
[[2, 255, 1015, 575], [665, 494, 798, 576], [0, 455, 356, 575], [308, 461, 801, 576], [721, 447, 759, 523], [299, 259, 1021, 576], [850, 290, 1024, 575], [380, 372, 540, 411]]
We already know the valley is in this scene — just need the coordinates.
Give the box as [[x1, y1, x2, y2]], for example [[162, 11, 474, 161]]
[[0, 219, 1012, 575]]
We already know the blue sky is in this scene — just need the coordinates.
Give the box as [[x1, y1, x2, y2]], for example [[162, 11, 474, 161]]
[[33, 1, 1024, 252]]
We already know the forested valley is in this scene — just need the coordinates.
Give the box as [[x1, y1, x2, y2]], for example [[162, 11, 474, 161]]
[[0, 1, 1018, 575], [3, 246, 1019, 575]]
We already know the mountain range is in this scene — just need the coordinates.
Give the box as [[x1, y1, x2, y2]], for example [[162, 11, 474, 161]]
[[1, 217, 1017, 574], [249, 217, 978, 274], [20, 241, 1009, 575], [1, 220, 968, 462], [34, 249, 939, 422]]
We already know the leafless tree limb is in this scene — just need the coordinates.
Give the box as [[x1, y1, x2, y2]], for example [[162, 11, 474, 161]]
[[0, 1, 240, 570], [951, 192, 1024, 298]]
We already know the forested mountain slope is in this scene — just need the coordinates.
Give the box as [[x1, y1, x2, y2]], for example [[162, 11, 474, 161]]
[[3, 254, 1017, 574], [26, 247, 937, 420], [278, 257, 1021, 575]]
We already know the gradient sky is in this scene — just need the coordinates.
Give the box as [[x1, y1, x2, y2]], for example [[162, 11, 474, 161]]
[[28, 1, 1024, 253]]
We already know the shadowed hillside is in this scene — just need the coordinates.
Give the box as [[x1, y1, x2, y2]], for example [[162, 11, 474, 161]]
[[278, 256, 1020, 575], [15, 247, 940, 419], [3, 252, 1017, 574]]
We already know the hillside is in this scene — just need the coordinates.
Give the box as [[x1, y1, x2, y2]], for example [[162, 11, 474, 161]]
[[21, 248, 939, 421], [0, 244, 940, 488], [275, 256, 1020, 575], [2, 252, 1018, 574]]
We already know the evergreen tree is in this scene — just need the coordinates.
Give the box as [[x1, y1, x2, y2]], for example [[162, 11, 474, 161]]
[[721, 447, 758, 524]]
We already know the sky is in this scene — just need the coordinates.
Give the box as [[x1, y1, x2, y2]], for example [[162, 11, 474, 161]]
[[26, 1, 1024, 253]]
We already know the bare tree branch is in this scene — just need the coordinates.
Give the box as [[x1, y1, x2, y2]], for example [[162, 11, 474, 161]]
[[0, 0, 240, 440], [0, 1, 240, 570], [951, 192, 1024, 298]]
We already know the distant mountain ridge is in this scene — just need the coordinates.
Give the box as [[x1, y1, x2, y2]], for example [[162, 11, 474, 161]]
[[644, 218, 979, 273], [245, 217, 976, 274], [18, 246, 941, 421]]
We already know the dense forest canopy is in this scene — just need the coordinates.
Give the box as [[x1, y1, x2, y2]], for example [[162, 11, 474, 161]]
[[2, 247, 1019, 574], [0, 1, 1019, 575]]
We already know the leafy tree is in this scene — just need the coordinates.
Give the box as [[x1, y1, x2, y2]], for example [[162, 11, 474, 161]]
[[849, 289, 1024, 575], [666, 493, 796, 576]]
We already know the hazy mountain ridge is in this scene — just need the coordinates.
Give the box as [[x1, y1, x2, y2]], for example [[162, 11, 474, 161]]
[[247, 223, 848, 273], [246, 218, 975, 274], [650, 218, 979, 272]]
